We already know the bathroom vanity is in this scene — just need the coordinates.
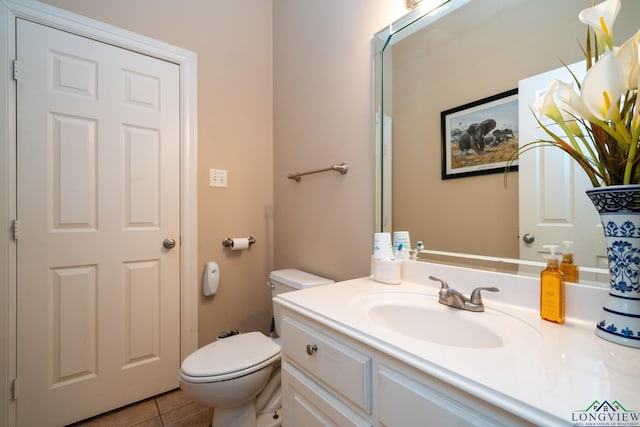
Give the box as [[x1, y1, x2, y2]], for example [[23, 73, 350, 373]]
[[274, 261, 640, 426]]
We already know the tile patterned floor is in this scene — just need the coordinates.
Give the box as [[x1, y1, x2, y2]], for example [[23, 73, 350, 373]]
[[67, 389, 213, 427]]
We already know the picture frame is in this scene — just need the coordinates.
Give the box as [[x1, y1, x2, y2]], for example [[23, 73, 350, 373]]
[[441, 88, 519, 180]]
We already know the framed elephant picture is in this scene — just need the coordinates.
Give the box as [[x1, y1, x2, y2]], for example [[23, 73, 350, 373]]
[[441, 88, 519, 179]]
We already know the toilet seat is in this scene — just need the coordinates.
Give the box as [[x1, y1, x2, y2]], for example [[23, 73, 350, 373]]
[[180, 332, 280, 383]]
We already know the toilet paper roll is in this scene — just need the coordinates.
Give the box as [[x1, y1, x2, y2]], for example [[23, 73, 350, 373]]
[[231, 237, 250, 251]]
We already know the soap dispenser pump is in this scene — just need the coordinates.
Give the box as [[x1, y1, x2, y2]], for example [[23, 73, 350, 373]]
[[559, 240, 579, 283], [540, 245, 565, 324]]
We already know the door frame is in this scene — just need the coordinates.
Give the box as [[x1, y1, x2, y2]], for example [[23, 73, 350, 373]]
[[0, 1, 199, 425]]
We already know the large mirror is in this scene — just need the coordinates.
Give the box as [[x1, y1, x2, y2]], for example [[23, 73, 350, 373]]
[[374, 0, 640, 283]]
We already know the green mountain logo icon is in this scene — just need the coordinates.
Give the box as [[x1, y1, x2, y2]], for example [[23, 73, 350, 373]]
[[573, 399, 640, 426], [578, 400, 634, 413]]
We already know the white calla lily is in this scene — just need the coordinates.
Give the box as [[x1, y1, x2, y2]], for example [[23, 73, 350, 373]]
[[632, 75, 640, 142], [556, 81, 593, 123], [533, 80, 587, 150], [534, 80, 563, 122], [517, 1, 640, 186], [581, 50, 624, 121], [616, 30, 640, 91], [579, 0, 620, 50]]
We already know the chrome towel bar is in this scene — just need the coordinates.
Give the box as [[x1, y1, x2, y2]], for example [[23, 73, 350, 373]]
[[287, 163, 349, 182]]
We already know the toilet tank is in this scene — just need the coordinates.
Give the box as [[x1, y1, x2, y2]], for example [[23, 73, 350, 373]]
[[270, 269, 334, 336]]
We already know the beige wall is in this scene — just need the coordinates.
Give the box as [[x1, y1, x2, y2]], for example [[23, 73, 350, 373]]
[[273, 0, 393, 281], [40, 0, 274, 346]]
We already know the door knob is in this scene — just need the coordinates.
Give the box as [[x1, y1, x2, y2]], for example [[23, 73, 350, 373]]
[[522, 233, 535, 244], [163, 238, 176, 249]]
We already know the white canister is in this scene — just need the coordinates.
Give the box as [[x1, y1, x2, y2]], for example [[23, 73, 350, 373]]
[[373, 258, 402, 285], [393, 231, 411, 259], [373, 232, 394, 260]]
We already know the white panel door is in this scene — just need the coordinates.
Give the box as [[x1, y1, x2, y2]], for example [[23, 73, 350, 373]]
[[518, 62, 607, 270], [16, 18, 181, 426]]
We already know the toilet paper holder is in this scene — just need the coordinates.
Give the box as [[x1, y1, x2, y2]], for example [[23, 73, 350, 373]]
[[222, 236, 256, 248]]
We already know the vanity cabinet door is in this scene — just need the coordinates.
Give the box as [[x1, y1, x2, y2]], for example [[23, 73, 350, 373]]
[[282, 362, 372, 427], [281, 314, 372, 414], [377, 364, 534, 427]]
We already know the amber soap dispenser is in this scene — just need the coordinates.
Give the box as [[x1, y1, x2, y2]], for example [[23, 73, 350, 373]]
[[559, 240, 579, 283], [540, 245, 565, 324]]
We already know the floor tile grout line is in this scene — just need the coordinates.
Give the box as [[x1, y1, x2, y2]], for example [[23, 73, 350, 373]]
[[153, 396, 165, 427], [70, 389, 204, 427]]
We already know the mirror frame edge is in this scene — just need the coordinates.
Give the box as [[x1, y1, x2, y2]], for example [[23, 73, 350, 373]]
[[374, 0, 472, 234]]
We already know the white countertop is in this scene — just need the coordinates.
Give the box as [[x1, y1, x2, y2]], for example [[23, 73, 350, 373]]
[[274, 261, 640, 426]]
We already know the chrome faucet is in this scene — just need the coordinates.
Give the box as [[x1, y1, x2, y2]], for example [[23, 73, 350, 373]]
[[429, 276, 498, 312]]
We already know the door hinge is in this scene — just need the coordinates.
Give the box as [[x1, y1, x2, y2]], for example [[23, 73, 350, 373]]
[[12, 219, 19, 241], [10, 378, 18, 401], [12, 60, 19, 81]]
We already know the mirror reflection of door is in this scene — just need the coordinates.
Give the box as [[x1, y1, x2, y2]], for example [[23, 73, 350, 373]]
[[518, 61, 607, 275]]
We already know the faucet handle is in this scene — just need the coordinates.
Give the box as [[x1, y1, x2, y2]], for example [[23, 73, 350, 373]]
[[430, 276, 455, 305], [428, 275, 449, 290], [469, 287, 499, 305]]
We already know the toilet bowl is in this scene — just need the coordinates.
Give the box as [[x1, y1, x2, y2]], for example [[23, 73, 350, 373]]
[[179, 332, 280, 427], [179, 269, 334, 427]]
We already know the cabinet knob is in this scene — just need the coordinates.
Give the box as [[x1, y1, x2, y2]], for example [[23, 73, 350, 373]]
[[306, 344, 318, 355]]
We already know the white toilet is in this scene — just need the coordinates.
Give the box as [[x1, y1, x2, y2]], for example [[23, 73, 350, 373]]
[[179, 269, 334, 427]]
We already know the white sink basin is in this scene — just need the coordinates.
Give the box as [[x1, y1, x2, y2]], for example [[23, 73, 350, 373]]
[[352, 291, 540, 349]]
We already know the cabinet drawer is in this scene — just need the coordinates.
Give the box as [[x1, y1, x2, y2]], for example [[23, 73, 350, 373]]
[[377, 365, 534, 427], [282, 362, 372, 427], [281, 314, 372, 414]]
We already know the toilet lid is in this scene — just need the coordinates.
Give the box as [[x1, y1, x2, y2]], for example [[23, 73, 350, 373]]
[[181, 332, 280, 378], [270, 269, 334, 289]]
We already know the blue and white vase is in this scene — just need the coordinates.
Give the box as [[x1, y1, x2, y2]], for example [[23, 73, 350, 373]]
[[587, 185, 640, 349]]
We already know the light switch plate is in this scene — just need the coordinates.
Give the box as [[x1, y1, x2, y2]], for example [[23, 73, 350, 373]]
[[209, 169, 228, 188]]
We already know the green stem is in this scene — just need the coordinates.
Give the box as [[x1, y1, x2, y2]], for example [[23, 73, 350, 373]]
[[624, 138, 638, 184]]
